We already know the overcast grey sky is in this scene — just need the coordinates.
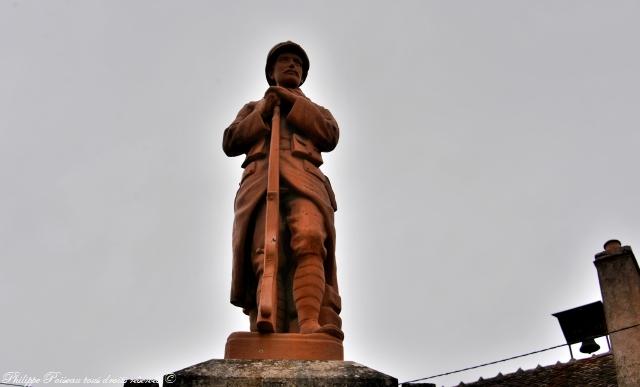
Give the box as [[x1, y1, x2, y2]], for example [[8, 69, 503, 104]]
[[2, 1, 640, 386]]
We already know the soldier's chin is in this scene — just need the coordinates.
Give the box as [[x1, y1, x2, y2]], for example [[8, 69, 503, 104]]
[[278, 76, 300, 88]]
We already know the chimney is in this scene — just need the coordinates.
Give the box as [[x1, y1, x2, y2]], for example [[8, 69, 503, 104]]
[[594, 239, 640, 387]]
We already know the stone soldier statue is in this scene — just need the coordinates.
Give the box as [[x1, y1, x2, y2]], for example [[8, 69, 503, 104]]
[[223, 41, 342, 341]]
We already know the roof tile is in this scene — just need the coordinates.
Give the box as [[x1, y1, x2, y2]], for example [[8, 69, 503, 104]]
[[452, 353, 616, 387]]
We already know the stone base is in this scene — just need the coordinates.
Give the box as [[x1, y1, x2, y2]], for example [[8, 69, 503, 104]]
[[224, 331, 343, 360], [163, 359, 397, 387]]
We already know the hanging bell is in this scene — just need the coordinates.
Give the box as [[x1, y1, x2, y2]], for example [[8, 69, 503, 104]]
[[579, 338, 600, 354]]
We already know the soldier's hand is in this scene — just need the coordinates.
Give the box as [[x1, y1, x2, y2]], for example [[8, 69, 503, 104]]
[[257, 93, 279, 124], [265, 86, 298, 108]]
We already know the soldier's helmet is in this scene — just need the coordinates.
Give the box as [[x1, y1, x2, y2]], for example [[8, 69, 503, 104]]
[[265, 41, 310, 86]]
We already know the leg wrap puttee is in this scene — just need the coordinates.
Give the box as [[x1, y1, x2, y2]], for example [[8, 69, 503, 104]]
[[293, 254, 325, 333]]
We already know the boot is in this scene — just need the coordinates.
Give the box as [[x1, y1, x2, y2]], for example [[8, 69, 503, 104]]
[[293, 254, 325, 333]]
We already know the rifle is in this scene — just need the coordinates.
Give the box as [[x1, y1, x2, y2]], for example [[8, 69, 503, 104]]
[[256, 104, 281, 333]]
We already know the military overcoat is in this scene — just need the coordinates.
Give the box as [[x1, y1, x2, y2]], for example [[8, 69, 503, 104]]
[[223, 89, 341, 322]]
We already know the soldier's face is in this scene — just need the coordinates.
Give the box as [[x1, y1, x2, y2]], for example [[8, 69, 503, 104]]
[[270, 53, 303, 88]]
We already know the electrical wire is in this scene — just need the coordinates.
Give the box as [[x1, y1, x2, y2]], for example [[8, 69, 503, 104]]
[[401, 343, 567, 385], [401, 322, 640, 385]]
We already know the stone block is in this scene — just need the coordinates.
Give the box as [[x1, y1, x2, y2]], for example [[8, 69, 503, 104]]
[[162, 359, 397, 387]]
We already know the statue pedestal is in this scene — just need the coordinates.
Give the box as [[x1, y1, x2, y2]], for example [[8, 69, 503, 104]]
[[224, 331, 343, 360], [162, 359, 397, 387]]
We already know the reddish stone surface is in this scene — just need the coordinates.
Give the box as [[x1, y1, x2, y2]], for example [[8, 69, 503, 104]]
[[223, 41, 343, 351], [224, 332, 343, 361]]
